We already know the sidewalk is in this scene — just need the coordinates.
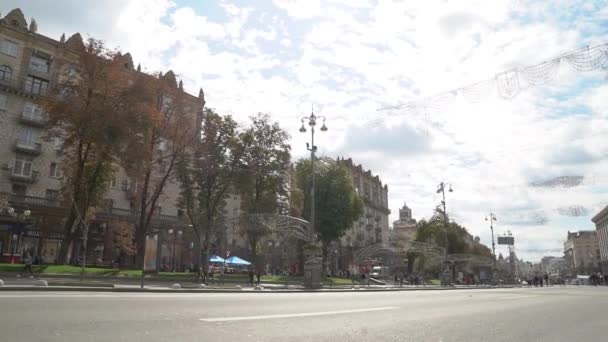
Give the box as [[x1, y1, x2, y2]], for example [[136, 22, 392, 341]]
[[0, 274, 520, 292]]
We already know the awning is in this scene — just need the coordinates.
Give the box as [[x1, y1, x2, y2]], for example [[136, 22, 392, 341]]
[[208, 255, 225, 263], [225, 256, 251, 266]]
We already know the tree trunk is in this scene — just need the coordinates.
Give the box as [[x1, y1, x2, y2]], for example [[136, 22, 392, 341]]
[[57, 211, 78, 264], [202, 232, 210, 284], [321, 240, 329, 276]]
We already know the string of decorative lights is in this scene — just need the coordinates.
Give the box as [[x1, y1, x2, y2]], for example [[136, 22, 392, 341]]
[[378, 42, 608, 114]]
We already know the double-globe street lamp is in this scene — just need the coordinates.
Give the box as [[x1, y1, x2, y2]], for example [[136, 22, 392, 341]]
[[299, 108, 328, 288], [436, 181, 453, 284], [1, 206, 31, 264], [485, 213, 498, 271], [298, 109, 328, 240]]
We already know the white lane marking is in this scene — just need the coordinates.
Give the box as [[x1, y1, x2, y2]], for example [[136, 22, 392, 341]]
[[199, 306, 399, 322]]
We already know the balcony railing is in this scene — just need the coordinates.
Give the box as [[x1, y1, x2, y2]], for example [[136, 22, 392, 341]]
[[19, 112, 46, 127], [13, 139, 42, 155], [2, 192, 184, 224], [8, 170, 39, 184], [4, 193, 60, 207]]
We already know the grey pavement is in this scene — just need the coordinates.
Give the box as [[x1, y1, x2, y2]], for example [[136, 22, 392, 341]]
[[1, 287, 606, 341]]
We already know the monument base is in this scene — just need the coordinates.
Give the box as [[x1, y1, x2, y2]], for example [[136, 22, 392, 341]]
[[303, 257, 323, 289]]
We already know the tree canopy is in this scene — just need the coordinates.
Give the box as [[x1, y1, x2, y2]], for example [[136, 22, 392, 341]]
[[294, 158, 364, 245]]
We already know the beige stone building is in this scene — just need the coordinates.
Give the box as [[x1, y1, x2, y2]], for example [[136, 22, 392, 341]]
[[563, 230, 601, 274], [0, 8, 206, 268], [390, 202, 417, 244], [333, 157, 390, 271], [592, 205, 608, 274]]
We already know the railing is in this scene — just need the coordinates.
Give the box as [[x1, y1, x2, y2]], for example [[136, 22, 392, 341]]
[[9, 193, 59, 207], [19, 112, 46, 127], [13, 139, 42, 155], [8, 170, 39, 184], [0, 76, 48, 97], [2, 192, 183, 224]]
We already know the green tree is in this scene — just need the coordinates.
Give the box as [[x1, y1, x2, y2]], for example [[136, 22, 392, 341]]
[[237, 114, 291, 273], [41, 38, 149, 264], [294, 158, 364, 269], [121, 73, 198, 268], [176, 109, 242, 281]]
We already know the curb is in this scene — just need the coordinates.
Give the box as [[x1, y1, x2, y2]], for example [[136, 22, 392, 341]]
[[0, 285, 521, 293]]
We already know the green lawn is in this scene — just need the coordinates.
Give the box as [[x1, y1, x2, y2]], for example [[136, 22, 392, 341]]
[[0, 263, 353, 285]]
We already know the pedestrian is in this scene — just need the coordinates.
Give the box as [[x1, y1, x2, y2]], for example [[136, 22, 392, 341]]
[[248, 268, 254, 285], [256, 272, 261, 286], [394, 274, 398, 286], [22, 253, 33, 276], [544, 273, 549, 287]]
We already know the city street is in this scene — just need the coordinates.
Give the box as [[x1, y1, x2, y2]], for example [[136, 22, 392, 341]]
[[1, 287, 607, 341]]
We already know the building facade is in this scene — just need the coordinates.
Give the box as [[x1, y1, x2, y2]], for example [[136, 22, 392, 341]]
[[591, 205, 608, 274], [334, 157, 390, 272], [563, 230, 601, 275], [0, 9, 204, 268], [390, 202, 417, 244]]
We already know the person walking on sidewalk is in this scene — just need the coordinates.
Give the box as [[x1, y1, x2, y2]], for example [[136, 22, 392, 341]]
[[22, 253, 34, 277], [544, 273, 549, 287]]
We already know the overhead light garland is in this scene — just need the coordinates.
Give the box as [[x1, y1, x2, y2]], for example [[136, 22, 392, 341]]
[[379, 42, 608, 114]]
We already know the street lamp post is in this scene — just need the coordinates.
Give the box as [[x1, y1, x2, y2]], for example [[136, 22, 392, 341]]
[[299, 108, 328, 239], [3, 207, 31, 264], [168, 228, 183, 272], [299, 107, 328, 288], [436, 181, 453, 285], [485, 213, 497, 271]]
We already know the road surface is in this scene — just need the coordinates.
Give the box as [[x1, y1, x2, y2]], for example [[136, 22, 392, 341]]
[[1, 287, 606, 341]]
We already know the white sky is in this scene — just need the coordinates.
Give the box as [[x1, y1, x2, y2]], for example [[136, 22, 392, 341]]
[[5, 0, 608, 261]]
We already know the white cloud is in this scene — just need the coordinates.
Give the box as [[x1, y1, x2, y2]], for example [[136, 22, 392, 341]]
[[9, 0, 608, 261]]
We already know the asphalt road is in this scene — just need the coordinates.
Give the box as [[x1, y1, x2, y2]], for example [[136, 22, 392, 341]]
[[1, 287, 606, 342]]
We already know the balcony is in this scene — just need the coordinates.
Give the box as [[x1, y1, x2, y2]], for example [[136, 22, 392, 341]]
[[0, 76, 20, 93], [28, 66, 50, 79], [19, 112, 46, 127], [4, 192, 60, 207], [9, 170, 39, 184], [13, 139, 42, 155]]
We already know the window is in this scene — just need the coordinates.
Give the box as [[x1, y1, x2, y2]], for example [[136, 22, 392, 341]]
[[110, 178, 117, 188], [158, 139, 167, 152], [13, 156, 33, 177], [24, 76, 49, 95], [0, 65, 12, 81], [1, 40, 18, 57], [29, 55, 50, 74], [45, 189, 59, 200], [161, 95, 173, 112], [17, 127, 40, 146], [0, 93, 6, 111], [49, 162, 63, 178], [51, 136, 63, 151], [23, 102, 43, 120], [17, 127, 40, 147], [177, 209, 184, 218]]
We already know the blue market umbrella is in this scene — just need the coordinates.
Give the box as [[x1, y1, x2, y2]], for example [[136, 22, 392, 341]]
[[208, 255, 225, 263], [225, 256, 251, 266]]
